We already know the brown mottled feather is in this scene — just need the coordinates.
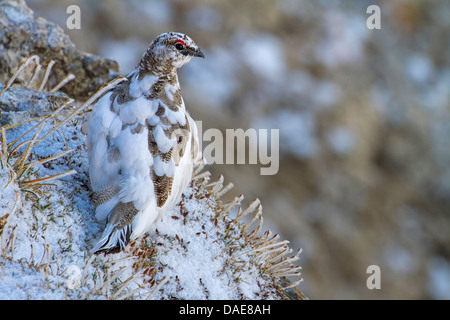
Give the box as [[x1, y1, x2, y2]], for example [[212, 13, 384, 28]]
[[109, 202, 139, 229], [150, 169, 174, 207], [90, 184, 121, 207]]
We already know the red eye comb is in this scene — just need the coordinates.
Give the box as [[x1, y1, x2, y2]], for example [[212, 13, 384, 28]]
[[174, 40, 186, 46]]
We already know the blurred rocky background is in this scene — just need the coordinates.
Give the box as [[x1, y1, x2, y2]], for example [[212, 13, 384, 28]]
[[22, 0, 450, 299]]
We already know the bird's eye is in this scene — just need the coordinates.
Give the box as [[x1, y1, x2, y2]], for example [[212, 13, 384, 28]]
[[174, 40, 186, 50]]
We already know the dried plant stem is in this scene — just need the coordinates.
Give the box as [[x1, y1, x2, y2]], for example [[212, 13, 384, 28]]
[[192, 161, 206, 177], [111, 273, 143, 300], [15, 98, 74, 174], [39, 60, 55, 92], [27, 62, 41, 88], [27, 149, 74, 168], [215, 182, 234, 198], [232, 240, 290, 260], [0, 55, 40, 97], [1, 127, 7, 167], [280, 278, 303, 290], [40, 76, 127, 142], [217, 194, 244, 219], [192, 171, 210, 182], [146, 276, 169, 300], [50, 73, 75, 92], [20, 169, 78, 186], [0, 191, 20, 258]]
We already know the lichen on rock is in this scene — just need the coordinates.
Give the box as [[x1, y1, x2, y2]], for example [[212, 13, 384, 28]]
[[0, 0, 119, 101]]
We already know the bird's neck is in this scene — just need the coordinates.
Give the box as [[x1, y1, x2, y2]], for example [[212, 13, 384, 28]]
[[138, 50, 176, 79], [128, 67, 183, 111]]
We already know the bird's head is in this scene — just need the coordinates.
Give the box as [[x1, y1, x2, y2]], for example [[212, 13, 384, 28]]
[[140, 32, 204, 75]]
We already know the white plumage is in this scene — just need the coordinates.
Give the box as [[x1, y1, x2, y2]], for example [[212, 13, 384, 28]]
[[87, 32, 204, 253]]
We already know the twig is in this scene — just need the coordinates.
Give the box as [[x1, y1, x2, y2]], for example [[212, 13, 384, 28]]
[[146, 276, 169, 300], [50, 73, 75, 92], [39, 60, 55, 92], [0, 55, 40, 97]]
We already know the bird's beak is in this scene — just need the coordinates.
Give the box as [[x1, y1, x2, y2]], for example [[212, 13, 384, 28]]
[[194, 48, 205, 58], [183, 46, 205, 58]]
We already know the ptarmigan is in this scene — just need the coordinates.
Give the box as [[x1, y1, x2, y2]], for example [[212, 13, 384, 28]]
[[87, 32, 204, 253]]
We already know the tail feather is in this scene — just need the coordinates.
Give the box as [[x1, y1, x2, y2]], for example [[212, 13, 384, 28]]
[[90, 223, 132, 254]]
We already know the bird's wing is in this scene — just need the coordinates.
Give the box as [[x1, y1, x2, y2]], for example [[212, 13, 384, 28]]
[[87, 90, 121, 202], [88, 78, 159, 220], [146, 102, 191, 208]]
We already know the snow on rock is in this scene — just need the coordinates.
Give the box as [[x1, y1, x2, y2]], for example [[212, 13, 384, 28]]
[[0, 167, 21, 223], [1, 0, 32, 25], [0, 85, 68, 126], [0, 258, 68, 300]]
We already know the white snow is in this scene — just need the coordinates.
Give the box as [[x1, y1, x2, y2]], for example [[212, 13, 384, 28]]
[[3, 4, 32, 24], [146, 186, 278, 300], [0, 116, 102, 299], [0, 167, 21, 218], [0, 259, 68, 299]]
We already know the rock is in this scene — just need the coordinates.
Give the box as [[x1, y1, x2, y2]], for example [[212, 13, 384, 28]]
[[0, 0, 119, 101], [0, 85, 67, 126]]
